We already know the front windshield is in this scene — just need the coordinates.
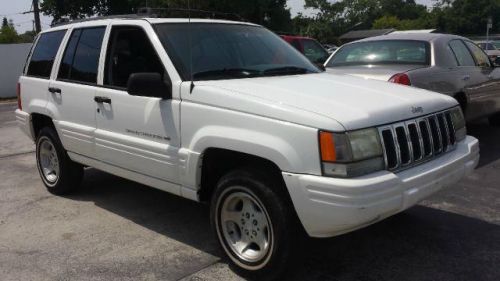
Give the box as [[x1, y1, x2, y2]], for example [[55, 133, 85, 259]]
[[154, 23, 320, 81], [326, 40, 430, 67]]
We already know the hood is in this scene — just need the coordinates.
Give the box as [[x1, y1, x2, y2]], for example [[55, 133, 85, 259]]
[[325, 65, 427, 81], [192, 72, 457, 131], [485, 50, 500, 56]]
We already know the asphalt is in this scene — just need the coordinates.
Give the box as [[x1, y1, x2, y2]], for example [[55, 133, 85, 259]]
[[0, 102, 499, 281]]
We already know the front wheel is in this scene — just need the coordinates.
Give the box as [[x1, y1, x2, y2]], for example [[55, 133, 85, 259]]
[[211, 169, 301, 280]]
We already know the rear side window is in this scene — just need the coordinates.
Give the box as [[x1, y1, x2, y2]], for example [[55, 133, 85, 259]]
[[449, 40, 475, 67], [27, 30, 66, 78], [58, 27, 106, 84], [465, 41, 491, 68]]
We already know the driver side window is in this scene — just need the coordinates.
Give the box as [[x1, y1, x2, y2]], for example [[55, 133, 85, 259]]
[[104, 26, 166, 89]]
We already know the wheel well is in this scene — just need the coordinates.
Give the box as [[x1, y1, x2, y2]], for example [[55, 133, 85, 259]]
[[454, 92, 467, 113], [31, 113, 55, 139], [198, 148, 285, 203]]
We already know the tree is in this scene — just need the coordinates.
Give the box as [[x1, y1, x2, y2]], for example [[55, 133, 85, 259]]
[[432, 0, 500, 35], [40, 0, 292, 32], [0, 17, 20, 44]]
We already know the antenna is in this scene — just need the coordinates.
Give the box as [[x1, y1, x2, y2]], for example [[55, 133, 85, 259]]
[[188, 0, 195, 93]]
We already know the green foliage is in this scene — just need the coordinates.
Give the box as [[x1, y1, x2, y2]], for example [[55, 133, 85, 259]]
[[0, 17, 20, 44], [0, 17, 37, 44], [40, 0, 292, 32]]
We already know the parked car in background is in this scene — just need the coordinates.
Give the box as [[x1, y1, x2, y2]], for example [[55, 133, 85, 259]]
[[323, 43, 339, 54], [280, 35, 330, 64], [476, 41, 500, 65], [325, 33, 500, 124]]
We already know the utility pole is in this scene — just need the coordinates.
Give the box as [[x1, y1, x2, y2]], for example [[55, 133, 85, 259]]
[[32, 0, 41, 33]]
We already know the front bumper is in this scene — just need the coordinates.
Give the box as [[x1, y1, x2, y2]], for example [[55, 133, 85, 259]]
[[282, 136, 479, 238]]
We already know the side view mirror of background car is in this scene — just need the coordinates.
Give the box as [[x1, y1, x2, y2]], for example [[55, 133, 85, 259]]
[[127, 73, 172, 99]]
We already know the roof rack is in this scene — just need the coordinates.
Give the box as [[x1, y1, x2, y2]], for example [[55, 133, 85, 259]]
[[51, 7, 245, 27], [137, 7, 245, 21]]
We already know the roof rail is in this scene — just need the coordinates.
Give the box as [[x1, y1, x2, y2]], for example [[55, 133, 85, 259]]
[[51, 14, 143, 27], [136, 7, 245, 21], [51, 7, 245, 27]]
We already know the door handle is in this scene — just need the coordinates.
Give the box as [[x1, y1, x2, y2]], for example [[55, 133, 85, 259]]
[[48, 87, 61, 94], [94, 96, 112, 104], [462, 75, 470, 81]]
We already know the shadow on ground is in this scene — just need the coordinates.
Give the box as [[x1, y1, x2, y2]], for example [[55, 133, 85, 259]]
[[467, 119, 500, 168], [66, 169, 500, 281]]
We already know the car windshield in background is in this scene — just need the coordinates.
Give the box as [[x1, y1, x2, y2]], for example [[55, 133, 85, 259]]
[[327, 40, 430, 67], [478, 43, 498, 50], [301, 39, 330, 63], [154, 23, 320, 81]]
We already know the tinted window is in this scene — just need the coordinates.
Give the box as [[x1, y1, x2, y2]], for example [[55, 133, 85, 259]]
[[58, 27, 105, 83], [301, 39, 329, 63], [27, 30, 66, 78], [155, 23, 319, 81], [449, 40, 475, 67], [327, 40, 429, 67], [104, 26, 165, 88], [465, 41, 491, 67]]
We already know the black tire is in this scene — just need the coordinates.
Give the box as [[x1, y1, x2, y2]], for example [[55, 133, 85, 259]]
[[210, 169, 301, 281], [36, 127, 83, 195], [489, 112, 500, 126]]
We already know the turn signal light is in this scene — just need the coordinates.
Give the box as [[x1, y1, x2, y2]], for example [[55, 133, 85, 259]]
[[319, 131, 336, 162], [389, 73, 411, 86]]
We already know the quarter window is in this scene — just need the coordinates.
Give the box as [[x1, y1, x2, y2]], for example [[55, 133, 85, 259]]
[[104, 26, 165, 89], [58, 27, 106, 84], [26, 30, 66, 78], [449, 40, 475, 67], [465, 41, 491, 68]]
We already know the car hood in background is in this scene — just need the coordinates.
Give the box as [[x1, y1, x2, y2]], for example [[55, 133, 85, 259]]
[[193, 72, 457, 131], [325, 64, 427, 81]]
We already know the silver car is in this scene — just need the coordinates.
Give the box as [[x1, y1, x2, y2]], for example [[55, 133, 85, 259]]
[[325, 33, 500, 124]]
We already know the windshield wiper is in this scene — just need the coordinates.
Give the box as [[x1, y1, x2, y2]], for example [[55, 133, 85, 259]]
[[262, 66, 310, 76], [193, 68, 261, 80]]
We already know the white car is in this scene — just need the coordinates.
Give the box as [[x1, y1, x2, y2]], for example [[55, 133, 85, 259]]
[[15, 15, 479, 280]]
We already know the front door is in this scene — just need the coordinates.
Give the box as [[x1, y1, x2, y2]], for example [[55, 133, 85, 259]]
[[94, 24, 181, 184]]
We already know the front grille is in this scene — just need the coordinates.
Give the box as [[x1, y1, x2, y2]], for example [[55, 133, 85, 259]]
[[378, 109, 457, 171]]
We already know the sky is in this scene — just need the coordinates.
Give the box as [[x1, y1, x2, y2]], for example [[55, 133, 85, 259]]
[[0, 0, 434, 33], [0, 0, 53, 33]]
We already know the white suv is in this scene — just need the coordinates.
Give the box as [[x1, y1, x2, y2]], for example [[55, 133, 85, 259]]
[[15, 16, 479, 279]]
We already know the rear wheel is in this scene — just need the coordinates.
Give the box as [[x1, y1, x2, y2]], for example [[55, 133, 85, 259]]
[[36, 127, 83, 195], [211, 169, 301, 280]]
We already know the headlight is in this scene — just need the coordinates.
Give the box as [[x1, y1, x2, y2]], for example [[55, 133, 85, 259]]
[[319, 129, 384, 178], [450, 107, 466, 141]]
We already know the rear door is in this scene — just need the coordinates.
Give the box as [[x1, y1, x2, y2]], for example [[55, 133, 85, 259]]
[[49, 26, 107, 158], [93, 22, 181, 187]]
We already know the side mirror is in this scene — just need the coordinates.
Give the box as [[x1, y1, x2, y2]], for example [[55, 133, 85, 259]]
[[127, 73, 172, 99]]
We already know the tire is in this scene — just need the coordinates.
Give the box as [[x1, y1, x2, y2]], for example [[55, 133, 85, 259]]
[[210, 169, 301, 280], [36, 127, 83, 195], [489, 112, 500, 126]]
